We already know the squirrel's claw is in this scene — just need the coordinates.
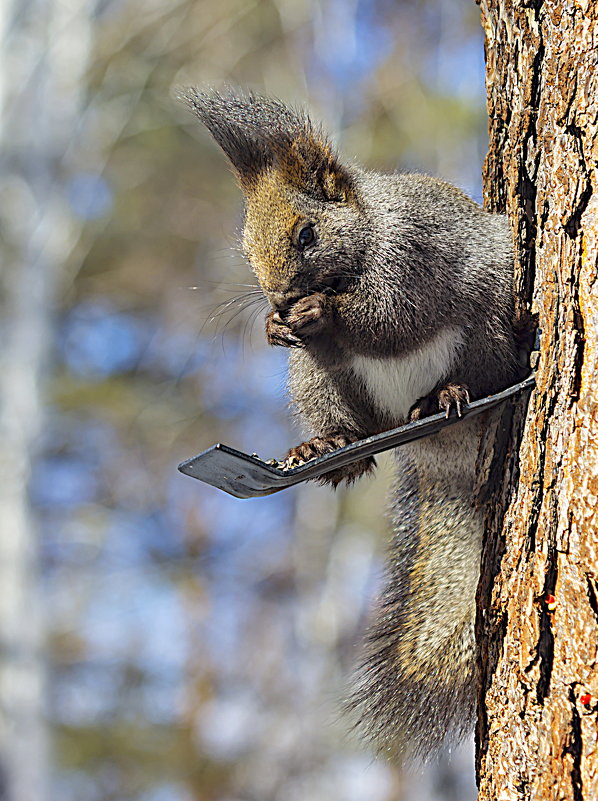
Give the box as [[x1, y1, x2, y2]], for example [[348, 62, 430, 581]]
[[439, 383, 470, 418], [285, 293, 330, 338], [283, 434, 375, 486], [265, 310, 304, 348], [409, 382, 471, 421], [284, 433, 353, 466], [265, 293, 331, 347]]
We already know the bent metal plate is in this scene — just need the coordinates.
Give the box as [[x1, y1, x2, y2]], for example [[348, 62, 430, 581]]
[[178, 373, 535, 499]]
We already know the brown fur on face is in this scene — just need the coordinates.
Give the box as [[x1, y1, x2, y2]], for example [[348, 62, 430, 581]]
[[181, 89, 359, 305], [242, 169, 303, 294], [242, 164, 362, 312]]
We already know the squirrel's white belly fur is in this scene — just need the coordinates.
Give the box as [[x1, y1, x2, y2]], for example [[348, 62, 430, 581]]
[[351, 326, 464, 421]]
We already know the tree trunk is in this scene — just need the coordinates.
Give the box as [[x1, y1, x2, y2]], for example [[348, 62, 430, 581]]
[[0, 2, 91, 798], [475, 2, 598, 800]]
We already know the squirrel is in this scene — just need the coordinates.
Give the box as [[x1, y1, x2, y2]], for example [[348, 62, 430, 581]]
[[181, 88, 521, 759]]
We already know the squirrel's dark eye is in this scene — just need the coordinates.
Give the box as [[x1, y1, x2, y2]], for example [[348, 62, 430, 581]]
[[297, 225, 315, 249]]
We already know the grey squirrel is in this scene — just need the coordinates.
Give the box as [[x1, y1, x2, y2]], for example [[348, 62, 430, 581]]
[[182, 88, 521, 758]]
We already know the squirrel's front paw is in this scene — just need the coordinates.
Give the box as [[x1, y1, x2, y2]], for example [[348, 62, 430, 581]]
[[409, 382, 471, 421], [285, 293, 330, 339], [284, 434, 375, 487], [265, 310, 304, 348]]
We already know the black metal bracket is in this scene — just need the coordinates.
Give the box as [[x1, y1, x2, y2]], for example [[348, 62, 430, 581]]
[[178, 372, 536, 499]]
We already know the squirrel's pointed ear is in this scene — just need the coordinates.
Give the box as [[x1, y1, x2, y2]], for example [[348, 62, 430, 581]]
[[282, 130, 357, 203], [315, 153, 356, 203]]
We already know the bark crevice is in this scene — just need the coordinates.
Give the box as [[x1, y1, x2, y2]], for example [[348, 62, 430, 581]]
[[585, 576, 598, 626], [536, 546, 557, 703], [563, 123, 593, 240], [564, 687, 584, 801]]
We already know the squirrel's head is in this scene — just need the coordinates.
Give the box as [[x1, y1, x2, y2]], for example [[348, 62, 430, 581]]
[[182, 89, 367, 311]]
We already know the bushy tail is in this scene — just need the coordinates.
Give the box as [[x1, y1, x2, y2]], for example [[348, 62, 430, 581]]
[[347, 422, 483, 759]]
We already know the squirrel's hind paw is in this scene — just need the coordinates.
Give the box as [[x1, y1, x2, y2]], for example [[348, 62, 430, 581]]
[[409, 382, 470, 421], [284, 433, 354, 466], [283, 434, 375, 486]]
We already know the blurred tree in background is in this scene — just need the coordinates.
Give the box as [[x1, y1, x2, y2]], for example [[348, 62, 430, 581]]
[[1, 1, 487, 799]]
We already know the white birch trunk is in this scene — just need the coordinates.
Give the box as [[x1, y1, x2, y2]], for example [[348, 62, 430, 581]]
[[0, 1, 91, 798]]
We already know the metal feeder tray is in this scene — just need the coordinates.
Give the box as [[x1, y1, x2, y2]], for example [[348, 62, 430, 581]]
[[178, 373, 535, 499]]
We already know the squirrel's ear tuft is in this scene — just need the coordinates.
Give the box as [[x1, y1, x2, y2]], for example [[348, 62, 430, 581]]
[[179, 87, 302, 189], [179, 87, 267, 187], [180, 87, 356, 202]]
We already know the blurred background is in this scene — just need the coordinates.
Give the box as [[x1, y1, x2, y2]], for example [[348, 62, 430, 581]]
[[0, 0, 488, 799]]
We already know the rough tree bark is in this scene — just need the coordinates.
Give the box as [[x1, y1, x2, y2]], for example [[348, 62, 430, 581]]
[[475, 2, 597, 800]]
